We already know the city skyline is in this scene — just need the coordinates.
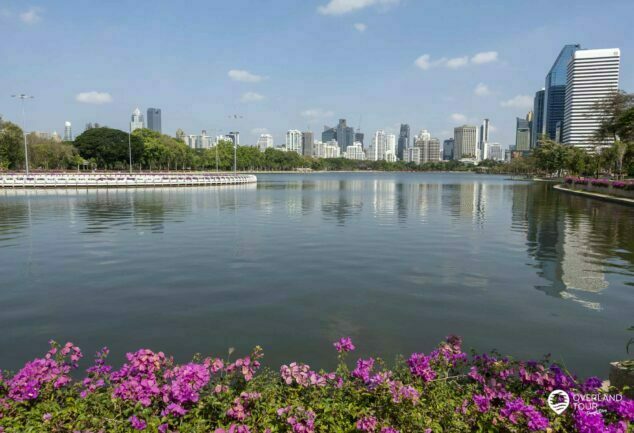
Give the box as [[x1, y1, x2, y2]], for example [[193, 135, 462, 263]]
[[1, 0, 632, 147]]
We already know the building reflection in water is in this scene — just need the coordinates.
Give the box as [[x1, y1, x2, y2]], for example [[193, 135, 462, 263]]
[[513, 183, 634, 310]]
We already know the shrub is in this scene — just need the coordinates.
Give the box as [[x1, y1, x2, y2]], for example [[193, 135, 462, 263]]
[[0, 337, 632, 432], [590, 179, 611, 187]]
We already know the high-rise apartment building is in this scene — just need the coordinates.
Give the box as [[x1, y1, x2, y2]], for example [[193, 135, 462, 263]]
[[345, 142, 365, 160], [544, 44, 581, 140], [368, 130, 387, 161], [257, 134, 274, 152], [302, 131, 314, 157], [397, 124, 410, 160], [147, 108, 162, 133], [562, 48, 620, 149], [286, 129, 302, 154], [453, 126, 478, 159], [63, 121, 72, 141], [532, 89, 545, 147], [130, 108, 144, 132], [354, 132, 364, 146]]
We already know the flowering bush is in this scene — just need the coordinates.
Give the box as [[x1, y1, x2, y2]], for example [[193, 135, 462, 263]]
[[590, 179, 611, 187], [0, 337, 632, 432]]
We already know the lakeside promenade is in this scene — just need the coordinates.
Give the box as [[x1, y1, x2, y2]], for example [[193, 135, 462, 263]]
[[0, 172, 257, 188]]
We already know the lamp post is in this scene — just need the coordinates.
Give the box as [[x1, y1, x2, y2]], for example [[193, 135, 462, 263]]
[[228, 115, 243, 174], [11, 94, 34, 175], [128, 122, 133, 174]]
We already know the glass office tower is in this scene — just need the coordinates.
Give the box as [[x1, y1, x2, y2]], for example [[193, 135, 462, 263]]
[[543, 44, 580, 141]]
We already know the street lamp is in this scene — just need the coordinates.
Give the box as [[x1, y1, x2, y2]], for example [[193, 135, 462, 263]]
[[228, 115, 243, 174], [128, 122, 133, 174], [11, 94, 34, 175]]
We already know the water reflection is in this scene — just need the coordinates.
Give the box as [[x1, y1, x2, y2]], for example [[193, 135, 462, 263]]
[[1, 175, 633, 375]]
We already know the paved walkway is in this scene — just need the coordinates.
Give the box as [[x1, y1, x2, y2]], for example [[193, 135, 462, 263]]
[[554, 184, 634, 207]]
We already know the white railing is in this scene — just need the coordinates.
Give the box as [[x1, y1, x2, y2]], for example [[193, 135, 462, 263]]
[[0, 173, 258, 188]]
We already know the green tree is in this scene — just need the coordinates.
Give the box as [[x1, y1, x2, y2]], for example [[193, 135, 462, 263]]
[[0, 121, 25, 170], [74, 127, 144, 170]]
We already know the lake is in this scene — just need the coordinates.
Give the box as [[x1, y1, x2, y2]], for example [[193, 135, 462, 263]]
[[0, 172, 632, 378]]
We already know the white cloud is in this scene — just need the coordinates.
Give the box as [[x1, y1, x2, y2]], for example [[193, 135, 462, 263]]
[[318, 0, 399, 15], [19, 6, 42, 24], [251, 128, 269, 135], [415, 50, 499, 71], [301, 108, 335, 120], [241, 92, 264, 103], [450, 113, 467, 123], [471, 51, 499, 64], [75, 91, 113, 105], [353, 23, 367, 32], [500, 95, 533, 109], [446, 56, 469, 69], [414, 54, 448, 71], [474, 83, 490, 96], [228, 69, 266, 83]]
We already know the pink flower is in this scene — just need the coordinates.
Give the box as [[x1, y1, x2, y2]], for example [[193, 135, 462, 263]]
[[334, 337, 355, 353]]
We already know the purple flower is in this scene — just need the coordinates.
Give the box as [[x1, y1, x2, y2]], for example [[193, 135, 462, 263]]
[[356, 416, 378, 432], [407, 353, 436, 382], [129, 415, 147, 431], [473, 394, 490, 413], [352, 358, 375, 383], [42, 413, 52, 422], [334, 337, 355, 353], [380, 428, 399, 433]]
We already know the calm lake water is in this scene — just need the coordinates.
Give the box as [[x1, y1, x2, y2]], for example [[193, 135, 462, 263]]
[[1, 173, 633, 378]]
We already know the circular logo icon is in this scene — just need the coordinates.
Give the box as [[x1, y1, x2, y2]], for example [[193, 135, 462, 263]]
[[548, 389, 570, 415]]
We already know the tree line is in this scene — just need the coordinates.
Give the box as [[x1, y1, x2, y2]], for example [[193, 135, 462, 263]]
[[1, 92, 632, 175]]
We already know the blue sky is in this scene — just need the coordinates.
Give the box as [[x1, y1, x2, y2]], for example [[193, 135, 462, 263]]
[[1, 0, 632, 148]]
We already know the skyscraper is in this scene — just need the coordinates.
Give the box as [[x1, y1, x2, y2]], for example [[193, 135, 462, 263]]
[[479, 119, 490, 161], [336, 119, 354, 153], [130, 108, 144, 132], [515, 115, 531, 152], [563, 48, 620, 149], [443, 138, 454, 160], [453, 126, 478, 159], [147, 108, 162, 133], [544, 44, 581, 140], [354, 132, 364, 146], [532, 89, 545, 147], [286, 129, 302, 153], [397, 124, 410, 160], [63, 121, 72, 141], [302, 131, 314, 157], [322, 126, 336, 143]]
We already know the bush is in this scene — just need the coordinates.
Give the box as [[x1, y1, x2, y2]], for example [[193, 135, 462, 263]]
[[0, 337, 632, 432], [590, 179, 611, 187]]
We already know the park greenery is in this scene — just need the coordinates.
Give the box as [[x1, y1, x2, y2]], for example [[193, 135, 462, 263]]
[[1, 92, 633, 177], [0, 336, 632, 432]]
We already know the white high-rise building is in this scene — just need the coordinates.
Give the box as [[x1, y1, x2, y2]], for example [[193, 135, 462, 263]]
[[257, 134, 274, 152], [486, 143, 503, 161], [404, 147, 422, 164], [385, 133, 396, 161], [368, 130, 387, 161], [345, 142, 365, 160], [63, 121, 72, 141], [562, 48, 620, 149], [130, 108, 144, 132], [323, 140, 340, 158], [286, 129, 302, 154]]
